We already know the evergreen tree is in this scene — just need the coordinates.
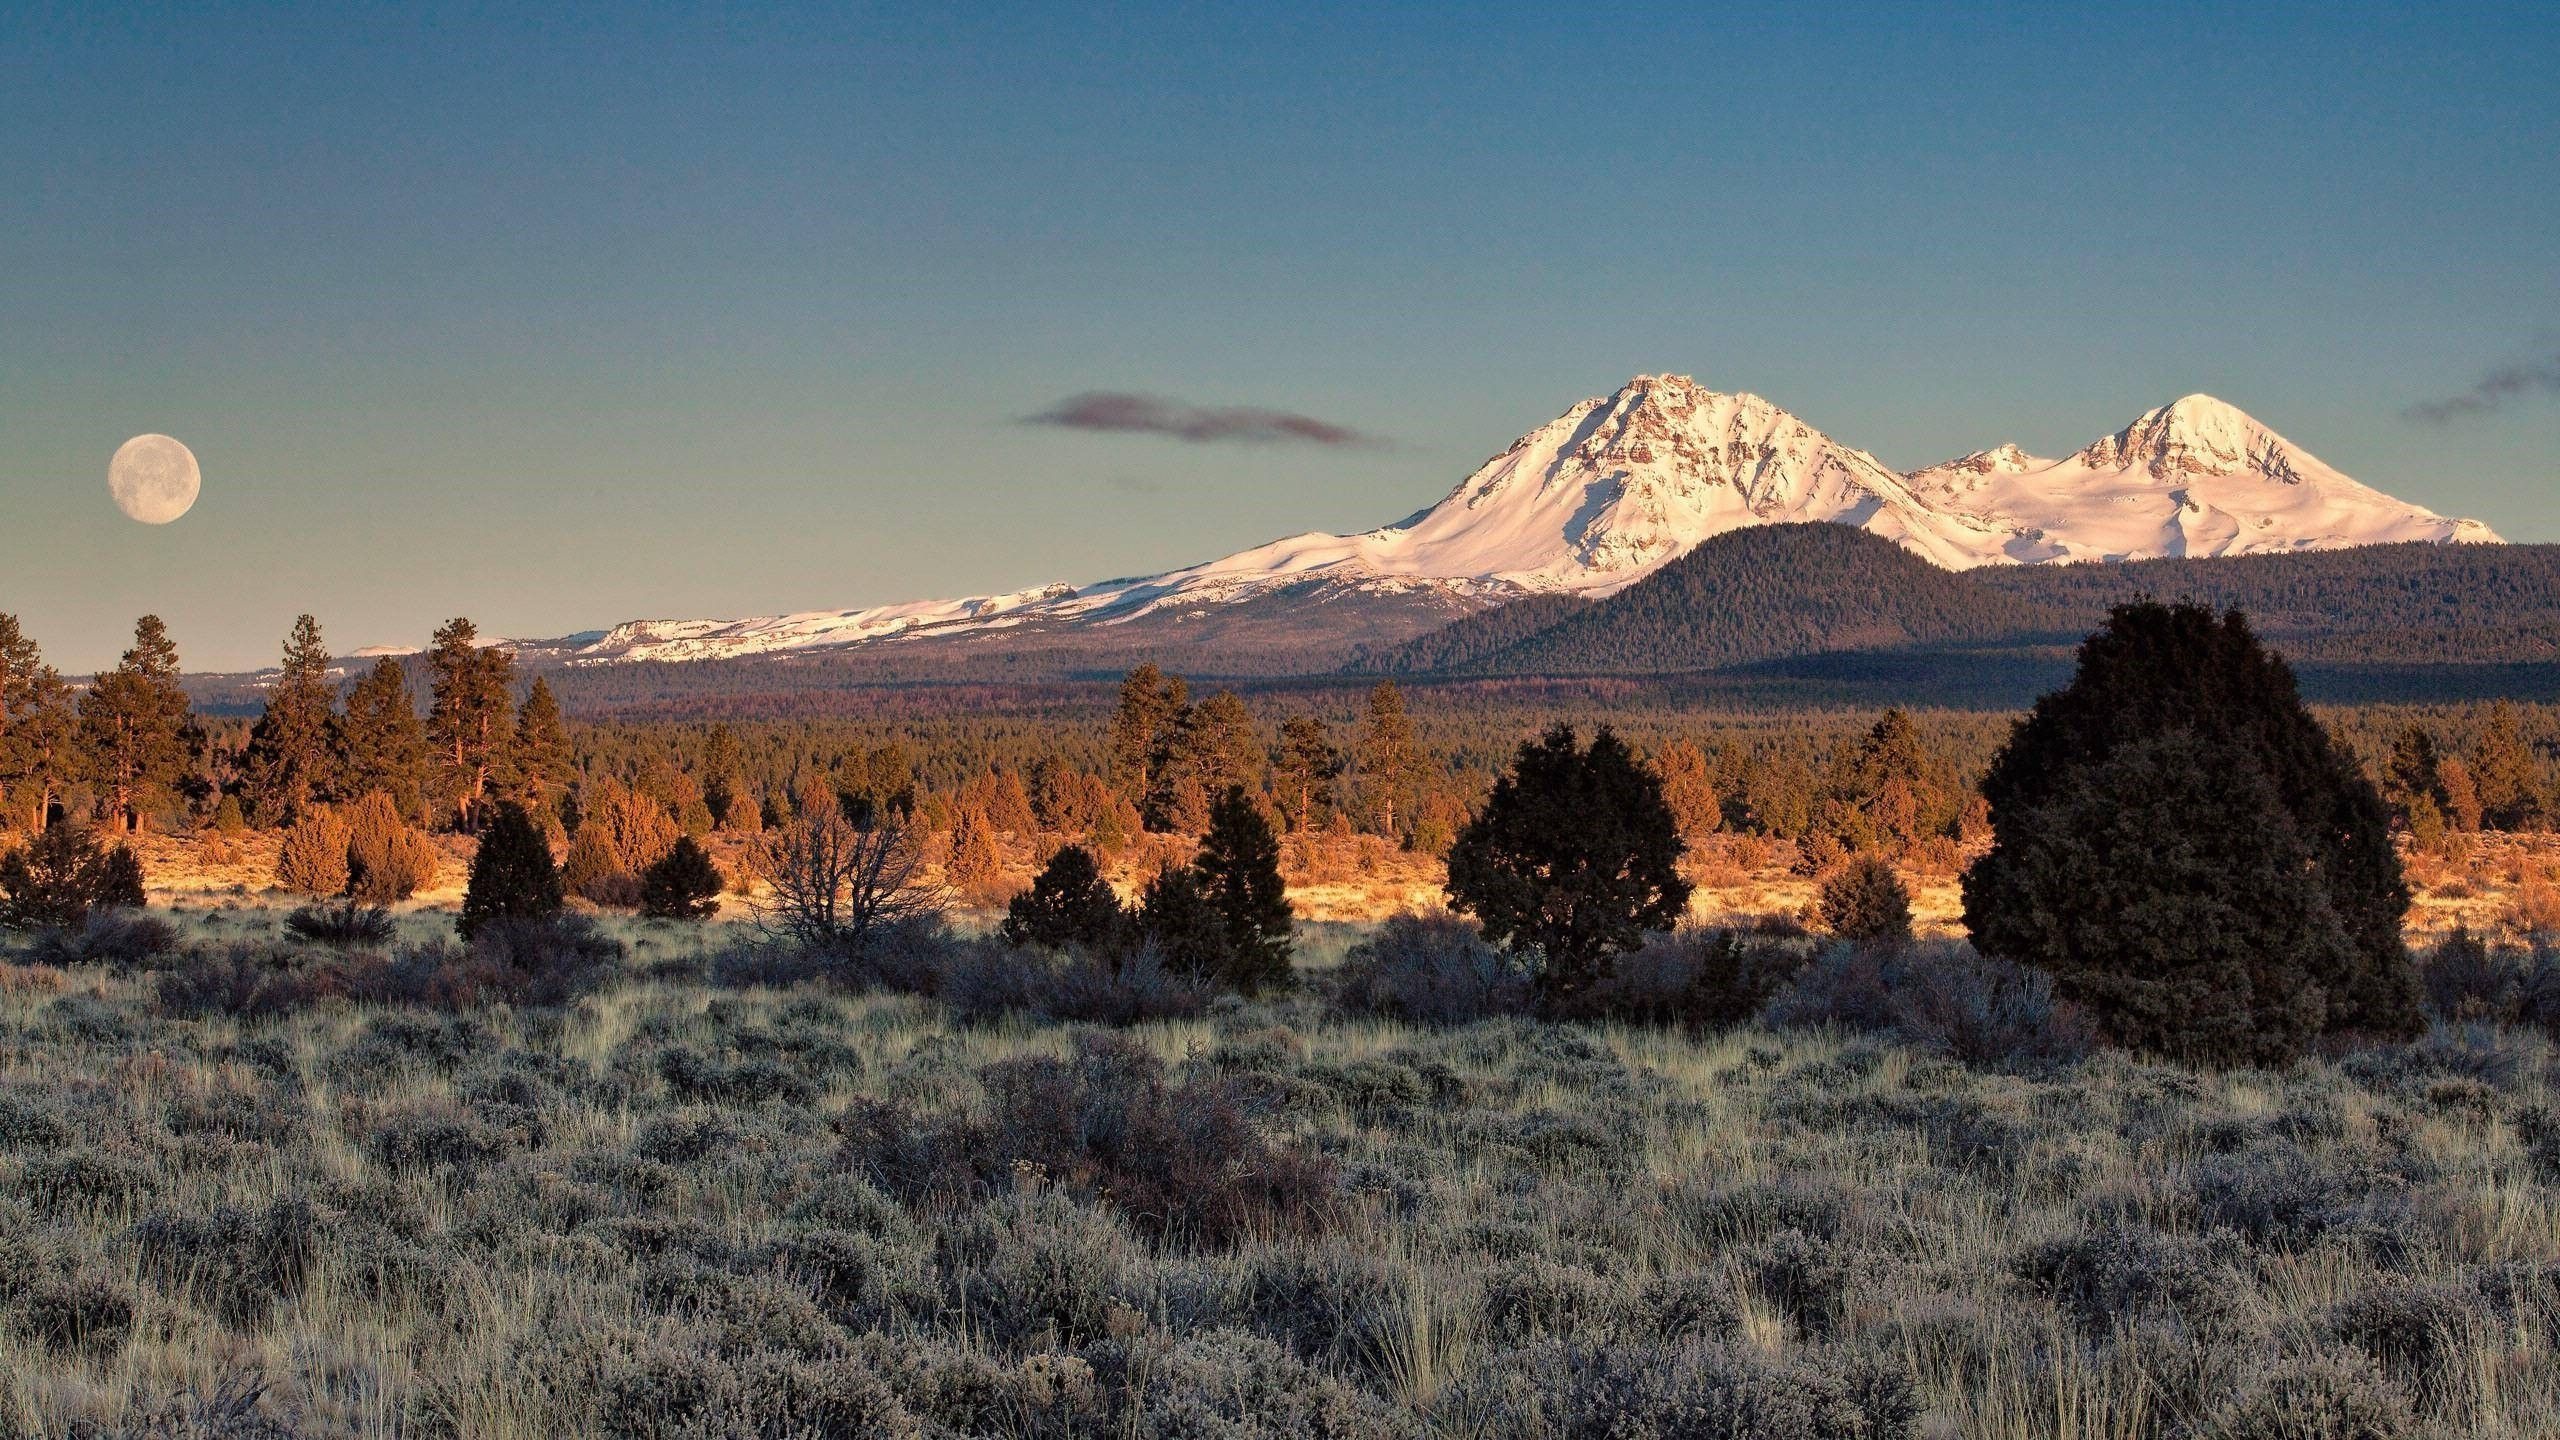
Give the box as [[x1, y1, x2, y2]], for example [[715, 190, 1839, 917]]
[[1274, 715, 1343, 832], [639, 835, 725, 921], [2474, 700, 2543, 831], [425, 618, 517, 831], [338, 658, 429, 821], [1354, 680, 1420, 840], [1193, 786, 1293, 992], [0, 824, 140, 930], [1136, 863, 1233, 980], [2438, 756, 2485, 833], [1818, 854, 1912, 948], [702, 722, 748, 828], [1108, 663, 1187, 806], [1444, 724, 1693, 1012], [2384, 724, 2448, 827], [0, 615, 76, 834], [77, 616, 197, 832], [459, 802, 563, 941], [944, 802, 1004, 900], [508, 677, 572, 818], [1962, 601, 2419, 1057], [1151, 690, 1260, 829], [1653, 738, 1721, 841], [1001, 843, 1127, 953], [241, 614, 339, 825]]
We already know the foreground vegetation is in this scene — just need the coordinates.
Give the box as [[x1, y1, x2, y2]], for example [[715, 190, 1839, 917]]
[[3, 912, 2559, 1438]]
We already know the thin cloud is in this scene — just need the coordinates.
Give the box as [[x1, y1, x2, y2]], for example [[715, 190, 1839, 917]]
[[2406, 350, 2560, 424], [1026, 391, 1381, 446]]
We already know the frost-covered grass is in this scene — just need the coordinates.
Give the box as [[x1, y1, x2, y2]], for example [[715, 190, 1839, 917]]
[[3, 920, 2559, 1438]]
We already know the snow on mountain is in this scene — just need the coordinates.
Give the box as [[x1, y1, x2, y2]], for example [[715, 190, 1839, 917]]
[[572, 377, 2498, 665], [1905, 393, 2501, 564]]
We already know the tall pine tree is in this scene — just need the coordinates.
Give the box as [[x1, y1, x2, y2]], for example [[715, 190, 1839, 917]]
[[1108, 663, 1187, 810], [1193, 786, 1294, 993], [1274, 714, 1342, 832], [425, 618, 516, 831], [2473, 701, 2543, 832], [508, 676, 571, 819], [0, 616, 77, 834], [339, 657, 429, 821], [78, 616, 196, 832], [241, 614, 338, 825], [1354, 681, 1420, 840]]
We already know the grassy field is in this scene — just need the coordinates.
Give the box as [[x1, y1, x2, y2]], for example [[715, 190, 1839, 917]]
[[3, 906, 2559, 1438]]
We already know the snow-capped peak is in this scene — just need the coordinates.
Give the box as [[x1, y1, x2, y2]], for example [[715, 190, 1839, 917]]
[[569, 377, 2500, 665]]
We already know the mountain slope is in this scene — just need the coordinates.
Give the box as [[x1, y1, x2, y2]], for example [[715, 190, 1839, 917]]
[[565, 376, 2496, 667], [1358, 524, 2074, 676]]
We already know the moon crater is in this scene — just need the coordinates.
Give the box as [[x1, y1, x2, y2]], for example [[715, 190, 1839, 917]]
[[109, 434, 201, 525]]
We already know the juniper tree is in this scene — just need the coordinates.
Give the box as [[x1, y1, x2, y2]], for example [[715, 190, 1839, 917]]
[[0, 824, 142, 931], [1002, 843, 1127, 953], [77, 617, 197, 832], [1444, 723, 1692, 1013], [639, 835, 724, 921], [241, 615, 338, 825], [1193, 786, 1293, 992], [459, 802, 563, 941], [1962, 600, 2419, 1059]]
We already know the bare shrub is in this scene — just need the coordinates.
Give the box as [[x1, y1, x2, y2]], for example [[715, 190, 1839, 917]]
[[1764, 942, 2093, 1068], [752, 808, 945, 958]]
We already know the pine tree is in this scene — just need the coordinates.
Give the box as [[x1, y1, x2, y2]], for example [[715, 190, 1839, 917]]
[[2474, 701, 2542, 831], [1354, 681, 1420, 841], [241, 614, 339, 825], [702, 723, 748, 829], [338, 658, 428, 821], [1962, 601, 2419, 1058], [944, 802, 1004, 900], [425, 618, 517, 831], [1444, 724, 1692, 1012], [1274, 715, 1342, 832], [1193, 786, 1293, 992], [1108, 664, 1187, 806], [639, 835, 725, 921], [459, 802, 563, 941], [77, 616, 197, 832], [1002, 843, 1126, 953], [2384, 724, 2448, 828], [1136, 863, 1232, 980], [0, 615, 77, 834], [508, 677, 571, 818]]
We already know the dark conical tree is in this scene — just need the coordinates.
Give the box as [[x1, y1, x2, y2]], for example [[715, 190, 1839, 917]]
[[1962, 600, 2419, 1057], [338, 658, 429, 821], [639, 834, 725, 921], [508, 676, 572, 818], [1194, 786, 1293, 992], [1818, 854, 1912, 948], [241, 614, 339, 825], [1136, 863, 1233, 981], [77, 616, 198, 832], [1001, 843, 1127, 953], [425, 618, 517, 832], [458, 802, 563, 941], [1444, 723, 1692, 1012]]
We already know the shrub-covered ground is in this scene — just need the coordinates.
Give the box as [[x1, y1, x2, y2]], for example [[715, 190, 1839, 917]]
[[4, 914, 2560, 1437]]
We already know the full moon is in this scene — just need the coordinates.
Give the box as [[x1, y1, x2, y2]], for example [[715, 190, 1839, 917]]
[[108, 433, 201, 525]]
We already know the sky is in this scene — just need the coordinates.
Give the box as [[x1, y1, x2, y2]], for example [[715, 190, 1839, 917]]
[[4, 1, 2557, 672]]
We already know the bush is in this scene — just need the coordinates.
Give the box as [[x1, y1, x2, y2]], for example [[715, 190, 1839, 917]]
[[1, 824, 145, 931], [1448, 1338, 1917, 1440], [840, 1034, 1336, 1247], [1819, 855, 1912, 947], [345, 791, 439, 903], [941, 940, 1213, 1026], [155, 946, 325, 1021], [1332, 912, 1531, 1024], [459, 803, 563, 941], [1574, 927, 1811, 1028], [274, 807, 352, 895], [639, 835, 724, 921], [1764, 944, 2093, 1068], [129, 1196, 319, 1324], [2415, 924, 2529, 1023], [25, 908, 181, 970], [285, 898, 398, 948]]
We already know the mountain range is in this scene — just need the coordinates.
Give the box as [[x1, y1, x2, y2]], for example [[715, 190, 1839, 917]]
[[558, 375, 2497, 669]]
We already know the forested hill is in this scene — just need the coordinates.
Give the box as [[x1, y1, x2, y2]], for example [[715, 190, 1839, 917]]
[[1355, 525, 2076, 676], [1361, 529, 2560, 679]]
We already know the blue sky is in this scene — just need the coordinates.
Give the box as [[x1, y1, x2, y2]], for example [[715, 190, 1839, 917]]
[[4, 1, 2556, 670]]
